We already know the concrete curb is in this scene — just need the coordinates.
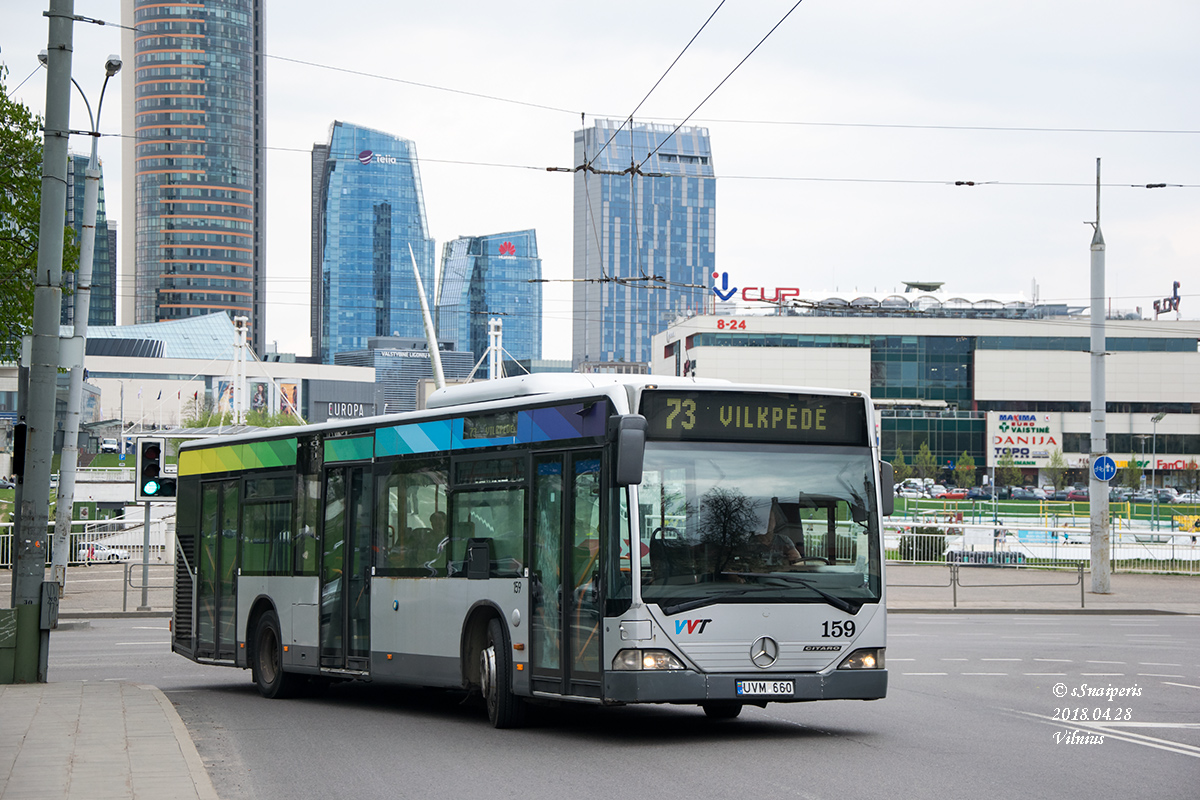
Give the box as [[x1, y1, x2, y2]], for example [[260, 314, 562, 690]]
[[139, 684, 221, 800]]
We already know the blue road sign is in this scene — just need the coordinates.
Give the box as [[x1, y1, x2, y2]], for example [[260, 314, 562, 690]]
[[1092, 455, 1117, 482]]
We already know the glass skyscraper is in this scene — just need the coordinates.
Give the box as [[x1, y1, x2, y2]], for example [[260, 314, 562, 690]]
[[311, 122, 436, 364], [436, 230, 542, 364], [572, 119, 715, 366], [62, 153, 117, 328], [122, 0, 266, 354]]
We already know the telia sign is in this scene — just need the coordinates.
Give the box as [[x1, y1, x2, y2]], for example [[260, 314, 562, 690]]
[[357, 150, 398, 166]]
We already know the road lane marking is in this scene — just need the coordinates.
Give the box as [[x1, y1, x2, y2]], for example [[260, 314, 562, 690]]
[[1138, 673, 1185, 678], [1081, 673, 1125, 676], [1140, 662, 1182, 667], [1008, 710, 1200, 759], [982, 658, 1022, 662], [1024, 673, 1066, 676], [963, 672, 1008, 676], [1163, 682, 1200, 690], [1035, 658, 1072, 663], [1086, 660, 1126, 665]]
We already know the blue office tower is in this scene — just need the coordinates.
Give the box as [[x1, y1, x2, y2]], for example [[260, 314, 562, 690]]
[[312, 122, 437, 363], [436, 231, 542, 364], [572, 119, 715, 367], [62, 153, 117, 328]]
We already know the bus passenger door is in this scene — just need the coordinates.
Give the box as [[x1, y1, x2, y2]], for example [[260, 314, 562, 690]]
[[197, 480, 238, 660], [530, 451, 602, 698], [319, 465, 373, 671]]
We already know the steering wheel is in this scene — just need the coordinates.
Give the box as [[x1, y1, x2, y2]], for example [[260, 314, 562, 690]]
[[791, 556, 832, 565]]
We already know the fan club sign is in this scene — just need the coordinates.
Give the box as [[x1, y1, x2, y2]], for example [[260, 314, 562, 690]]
[[987, 412, 1062, 468]]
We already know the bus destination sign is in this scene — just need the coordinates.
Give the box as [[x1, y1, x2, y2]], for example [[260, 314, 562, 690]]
[[641, 391, 869, 446]]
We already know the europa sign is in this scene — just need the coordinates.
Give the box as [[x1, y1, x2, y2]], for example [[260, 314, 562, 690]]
[[986, 412, 1062, 468]]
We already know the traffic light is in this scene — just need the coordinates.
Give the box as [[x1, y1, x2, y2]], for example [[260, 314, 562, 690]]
[[136, 437, 175, 499]]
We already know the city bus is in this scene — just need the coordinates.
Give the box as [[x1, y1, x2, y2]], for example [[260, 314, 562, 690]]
[[171, 374, 892, 727]]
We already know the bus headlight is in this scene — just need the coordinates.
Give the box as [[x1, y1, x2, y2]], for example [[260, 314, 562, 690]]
[[612, 649, 686, 670], [837, 648, 885, 670]]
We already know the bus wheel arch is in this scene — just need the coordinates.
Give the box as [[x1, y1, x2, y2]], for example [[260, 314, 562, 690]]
[[459, 603, 502, 690], [461, 604, 526, 728]]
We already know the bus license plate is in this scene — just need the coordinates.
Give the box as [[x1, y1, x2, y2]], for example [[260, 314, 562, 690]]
[[736, 680, 794, 696]]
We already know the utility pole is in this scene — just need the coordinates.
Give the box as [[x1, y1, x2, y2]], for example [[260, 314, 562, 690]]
[[1089, 158, 1111, 594], [10, 0, 75, 683]]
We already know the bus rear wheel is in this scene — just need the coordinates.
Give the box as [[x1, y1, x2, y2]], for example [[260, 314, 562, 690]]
[[702, 702, 743, 719], [480, 618, 526, 728], [253, 610, 301, 699]]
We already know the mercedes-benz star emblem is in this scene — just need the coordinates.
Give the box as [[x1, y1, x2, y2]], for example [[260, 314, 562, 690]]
[[750, 636, 779, 668]]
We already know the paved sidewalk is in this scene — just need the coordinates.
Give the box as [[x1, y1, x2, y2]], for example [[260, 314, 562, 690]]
[[887, 564, 1200, 614], [0, 681, 217, 800]]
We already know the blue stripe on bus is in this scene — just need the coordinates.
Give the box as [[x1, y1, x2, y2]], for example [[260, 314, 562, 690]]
[[373, 403, 608, 458], [375, 419, 453, 457]]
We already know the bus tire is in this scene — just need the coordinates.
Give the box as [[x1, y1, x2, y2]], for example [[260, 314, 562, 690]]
[[702, 702, 743, 720], [481, 618, 526, 728], [253, 610, 299, 699]]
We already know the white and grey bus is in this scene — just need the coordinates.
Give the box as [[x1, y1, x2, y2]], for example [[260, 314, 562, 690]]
[[171, 375, 892, 726]]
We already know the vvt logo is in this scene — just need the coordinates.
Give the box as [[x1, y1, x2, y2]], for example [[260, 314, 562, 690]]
[[711, 271, 737, 301], [357, 150, 374, 165], [498, 241, 516, 256], [675, 618, 712, 634]]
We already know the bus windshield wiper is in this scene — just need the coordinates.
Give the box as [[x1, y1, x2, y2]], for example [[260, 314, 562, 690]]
[[657, 575, 859, 616], [719, 572, 860, 614]]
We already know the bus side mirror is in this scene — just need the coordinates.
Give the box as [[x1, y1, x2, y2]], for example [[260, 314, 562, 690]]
[[880, 462, 894, 517], [609, 415, 647, 487]]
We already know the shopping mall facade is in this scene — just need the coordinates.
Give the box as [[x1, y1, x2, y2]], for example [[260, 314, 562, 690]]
[[651, 291, 1199, 489]]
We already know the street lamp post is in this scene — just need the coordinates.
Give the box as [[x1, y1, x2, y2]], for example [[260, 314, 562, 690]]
[[1151, 411, 1166, 532], [42, 50, 122, 583]]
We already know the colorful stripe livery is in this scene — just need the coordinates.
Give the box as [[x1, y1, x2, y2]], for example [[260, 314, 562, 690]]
[[180, 401, 608, 475], [179, 438, 297, 476]]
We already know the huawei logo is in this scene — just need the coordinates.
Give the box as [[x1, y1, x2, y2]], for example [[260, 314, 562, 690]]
[[499, 241, 516, 257]]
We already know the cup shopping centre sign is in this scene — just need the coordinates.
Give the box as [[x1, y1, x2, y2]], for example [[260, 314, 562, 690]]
[[986, 412, 1062, 468]]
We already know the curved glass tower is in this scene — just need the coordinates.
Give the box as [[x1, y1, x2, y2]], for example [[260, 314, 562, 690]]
[[125, 0, 266, 354], [436, 230, 542, 363], [311, 122, 436, 364]]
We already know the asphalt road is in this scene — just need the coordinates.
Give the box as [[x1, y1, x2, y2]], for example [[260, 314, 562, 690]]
[[46, 615, 1200, 800]]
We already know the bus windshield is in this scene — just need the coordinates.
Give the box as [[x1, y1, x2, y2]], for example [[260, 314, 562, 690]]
[[635, 441, 882, 611]]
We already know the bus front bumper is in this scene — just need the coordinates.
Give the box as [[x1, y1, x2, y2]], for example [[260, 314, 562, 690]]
[[603, 668, 887, 705]]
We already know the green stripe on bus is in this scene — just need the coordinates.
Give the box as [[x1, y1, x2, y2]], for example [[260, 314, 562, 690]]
[[178, 438, 298, 476], [324, 436, 373, 463]]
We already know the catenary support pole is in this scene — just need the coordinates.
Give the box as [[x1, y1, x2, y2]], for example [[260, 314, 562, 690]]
[[11, 0, 75, 683], [1089, 158, 1111, 594]]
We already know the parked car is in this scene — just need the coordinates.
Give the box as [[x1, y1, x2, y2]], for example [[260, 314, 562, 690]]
[[966, 486, 993, 500], [1009, 487, 1033, 500], [898, 487, 925, 498], [0, 477, 14, 490], [1176, 492, 1200, 504], [100, 438, 119, 453], [1110, 488, 1132, 502], [1065, 489, 1089, 501], [77, 542, 131, 563], [936, 488, 969, 500]]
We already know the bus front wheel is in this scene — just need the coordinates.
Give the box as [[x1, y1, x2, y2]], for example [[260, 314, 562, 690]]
[[480, 618, 526, 728], [253, 610, 300, 699]]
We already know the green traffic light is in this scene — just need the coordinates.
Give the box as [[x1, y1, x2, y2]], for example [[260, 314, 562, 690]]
[[143, 479, 160, 496]]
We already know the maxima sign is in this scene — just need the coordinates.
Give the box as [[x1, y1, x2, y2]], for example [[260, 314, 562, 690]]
[[987, 412, 1061, 468]]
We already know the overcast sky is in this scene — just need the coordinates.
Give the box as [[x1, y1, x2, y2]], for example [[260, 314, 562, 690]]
[[4, 0, 1198, 360]]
